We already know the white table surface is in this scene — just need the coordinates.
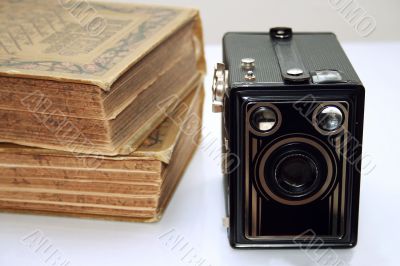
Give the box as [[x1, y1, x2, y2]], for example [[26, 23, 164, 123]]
[[1, 43, 400, 266]]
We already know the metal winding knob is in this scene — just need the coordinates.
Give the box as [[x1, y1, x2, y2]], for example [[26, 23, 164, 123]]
[[212, 63, 229, 113]]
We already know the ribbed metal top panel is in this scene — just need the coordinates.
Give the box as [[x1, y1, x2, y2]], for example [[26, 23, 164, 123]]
[[223, 32, 361, 86]]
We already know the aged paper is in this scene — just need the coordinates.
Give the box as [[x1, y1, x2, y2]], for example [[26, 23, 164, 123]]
[[0, 0, 197, 90], [0, 83, 204, 164]]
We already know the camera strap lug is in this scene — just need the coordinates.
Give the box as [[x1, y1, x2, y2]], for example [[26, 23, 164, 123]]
[[212, 63, 229, 113], [270, 27, 310, 84], [221, 152, 229, 174], [222, 216, 230, 228]]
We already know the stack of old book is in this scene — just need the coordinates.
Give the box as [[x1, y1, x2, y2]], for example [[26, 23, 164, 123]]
[[0, 0, 205, 222]]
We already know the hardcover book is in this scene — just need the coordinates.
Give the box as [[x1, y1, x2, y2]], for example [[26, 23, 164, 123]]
[[0, 0, 205, 155], [0, 83, 204, 222]]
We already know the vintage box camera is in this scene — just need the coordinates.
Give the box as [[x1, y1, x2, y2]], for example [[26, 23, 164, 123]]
[[212, 27, 365, 248]]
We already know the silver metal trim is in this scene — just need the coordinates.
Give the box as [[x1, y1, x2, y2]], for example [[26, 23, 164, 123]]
[[212, 63, 229, 113]]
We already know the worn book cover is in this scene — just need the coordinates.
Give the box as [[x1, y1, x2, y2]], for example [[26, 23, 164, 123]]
[[0, 0, 205, 89], [0, 0, 206, 155]]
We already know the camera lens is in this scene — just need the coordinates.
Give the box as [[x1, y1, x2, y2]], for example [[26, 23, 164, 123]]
[[316, 106, 344, 132], [275, 154, 318, 195], [251, 107, 277, 132], [256, 138, 335, 205]]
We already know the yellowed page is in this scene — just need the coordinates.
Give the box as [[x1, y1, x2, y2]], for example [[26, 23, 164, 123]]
[[0, 0, 198, 90], [0, 82, 203, 163]]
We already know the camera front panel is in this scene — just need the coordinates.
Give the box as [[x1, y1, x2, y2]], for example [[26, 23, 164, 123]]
[[227, 85, 364, 248]]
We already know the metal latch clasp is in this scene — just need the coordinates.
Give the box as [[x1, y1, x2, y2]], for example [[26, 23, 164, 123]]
[[212, 63, 229, 113]]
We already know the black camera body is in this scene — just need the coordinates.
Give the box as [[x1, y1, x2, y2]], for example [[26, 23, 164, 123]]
[[213, 28, 365, 248]]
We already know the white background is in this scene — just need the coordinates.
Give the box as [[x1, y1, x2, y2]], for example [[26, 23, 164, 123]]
[[1, 43, 400, 266], [103, 0, 400, 44]]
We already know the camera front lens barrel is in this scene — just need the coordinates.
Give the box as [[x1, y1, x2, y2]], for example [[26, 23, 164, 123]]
[[256, 137, 336, 205], [275, 153, 318, 195]]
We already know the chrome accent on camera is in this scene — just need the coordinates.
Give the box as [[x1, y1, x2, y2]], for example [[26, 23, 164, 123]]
[[212, 63, 229, 113], [222, 152, 229, 175], [223, 217, 230, 228], [224, 137, 229, 151], [286, 68, 304, 76], [317, 106, 344, 131], [250, 106, 277, 132], [311, 70, 345, 84], [244, 70, 256, 81], [247, 103, 282, 137], [241, 58, 256, 70], [312, 103, 347, 135]]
